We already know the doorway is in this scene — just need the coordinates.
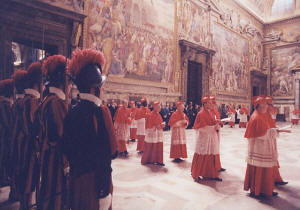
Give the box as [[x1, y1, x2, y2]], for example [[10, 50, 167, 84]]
[[187, 61, 202, 105], [251, 71, 267, 111], [252, 86, 259, 97], [251, 71, 267, 97]]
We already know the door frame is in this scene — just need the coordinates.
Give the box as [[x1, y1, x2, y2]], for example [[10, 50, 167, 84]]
[[0, 0, 85, 79], [250, 70, 268, 97], [187, 60, 202, 105], [179, 40, 215, 103]]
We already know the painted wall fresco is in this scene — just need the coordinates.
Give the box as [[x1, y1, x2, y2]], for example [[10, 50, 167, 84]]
[[215, 0, 263, 71], [271, 46, 300, 97], [178, 0, 211, 48], [38, 0, 83, 12], [264, 21, 300, 43], [87, 0, 175, 83], [249, 32, 263, 70], [211, 23, 249, 95]]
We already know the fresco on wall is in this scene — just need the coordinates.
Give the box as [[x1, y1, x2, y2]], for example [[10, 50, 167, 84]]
[[88, 0, 175, 83], [249, 32, 263, 70], [211, 23, 249, 95], [178, 0, 211, 48], [271, 46, 300, 97], [38, 0, 83, 12]]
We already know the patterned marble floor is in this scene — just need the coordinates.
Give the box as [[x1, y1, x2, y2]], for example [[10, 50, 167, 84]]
[[1, 123, 300, 210]]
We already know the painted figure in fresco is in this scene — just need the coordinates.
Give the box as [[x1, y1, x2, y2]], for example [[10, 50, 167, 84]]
[[88, 0, 174, 83], [278, 76, 289, 94], [102, 37, 115, 75]]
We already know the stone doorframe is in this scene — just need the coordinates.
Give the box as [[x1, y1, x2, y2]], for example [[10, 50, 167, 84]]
[[291, 68, 300, 109], [179, 40, 215, 102]]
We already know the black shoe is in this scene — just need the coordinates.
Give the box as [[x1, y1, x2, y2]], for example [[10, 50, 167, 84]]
[[219, 168, 226, 172], [130, 139, 136, 142], [272, 192, 279, 196], [213, 177, 223, 182], [174, 158, 183, 163], [124, 151, 128, 156], [157, 163, 165, 166], [194, 177, 202, 183], [275, 181, 288, 186]]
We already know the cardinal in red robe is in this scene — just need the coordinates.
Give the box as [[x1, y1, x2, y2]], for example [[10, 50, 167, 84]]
[[141, 101, 165, 166], [114, 102, 131, 157], [228, 105, 236, 128], [239, 106, 249, 128], [291, 109, 300, 125], [244, 96, 289, 197], [135, 98, 150, 153], [129, 101, 138, 142], [191, 96, 222, 182], [168, 101, 188, 162]]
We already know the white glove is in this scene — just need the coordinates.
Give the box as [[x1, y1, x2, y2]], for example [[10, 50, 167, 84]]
[[99, 193, 112, 210], [64, 167, 70, 175]]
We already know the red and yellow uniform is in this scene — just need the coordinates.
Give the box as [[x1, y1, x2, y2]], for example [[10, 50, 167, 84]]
[[63, 49, 115, 210]]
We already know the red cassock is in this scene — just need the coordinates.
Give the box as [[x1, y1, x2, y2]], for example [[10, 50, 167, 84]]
[[168, 110, 189, 159], [291, 109, 300, 125], [130, 107, 138, 139], [141, 111, 164, 164], [211, 108, 220, 120], [210, 108, 223, 127], [228, 108, 236, 127], [244, 111, 278, 196], [191, 109, 221, 179], [114, 106, 131, 152], [135, 106, 150, 152]]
